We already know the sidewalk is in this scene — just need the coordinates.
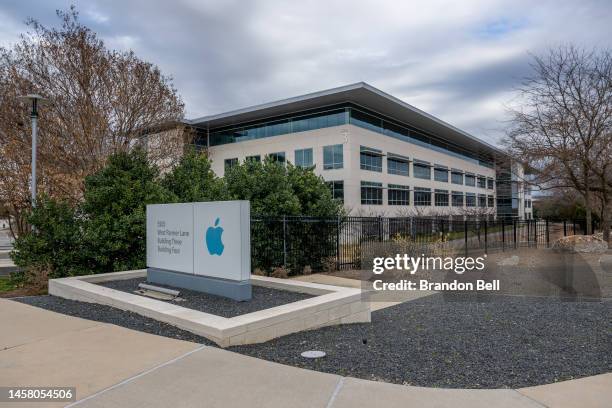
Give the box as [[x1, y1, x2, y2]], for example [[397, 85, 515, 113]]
[[1, 298, 610, 408], [0, 227, 16, 275], [0, 229, 13, 249], [0, 299, 200, 407]]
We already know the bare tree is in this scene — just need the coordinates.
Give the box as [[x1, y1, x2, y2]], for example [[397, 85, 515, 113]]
[[505, 46, 612, 242], [0, 7, 184, 237], [459, 206, 496, 221]]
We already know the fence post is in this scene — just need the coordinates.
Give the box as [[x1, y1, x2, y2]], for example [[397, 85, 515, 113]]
[[573, 220, 576, 235], [546, 219, 550, 248], [464, 220, 468, 256], [513, 219, 517, 249], [501, 219, 505, 251], [282, 215, 288, 267], [378, 216, 383, 242], [484, 220, 488, 254], [336, 216, 341, 270], [563, 220, 567, 236]]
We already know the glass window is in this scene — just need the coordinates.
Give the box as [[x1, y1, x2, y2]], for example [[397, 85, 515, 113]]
[[293, 111, 342, 133], [388, 184, 409, 205], [451, 171, 463, 185], [294, 148, 313, 168], [349, 106, 495, 167], [387, 156, 409, 176], [487, 195, 495, 207], [478, 194, 487, 207], [452, 191, 464, 207], [350, 109, 383, 133], [465, 174, 476, 186], [414, 187, 431, 206], [487, 178, 494, 189], [323, 144, 343, 170], [434, 167, 448, 182], [268, 152, 285, 164], [413, 162, 431, 180], [466, 193, 476, 207], [478, 176, 487, 189], [361, 181, 383, 205], [224, 158, 238, 171], [327, 181, 344, 203], [210, 107, 347, 147], [246, 155, 260, 163], [360, 146, 383, 172], [208, 104, 496, 169], [435, 189, 449, 206]]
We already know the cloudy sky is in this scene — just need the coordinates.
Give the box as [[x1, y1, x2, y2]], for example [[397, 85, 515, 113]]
[[1, 0, 611, 145]]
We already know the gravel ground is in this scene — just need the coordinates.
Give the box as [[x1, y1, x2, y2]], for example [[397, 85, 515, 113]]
[[13, 293, 612, 389], [98, 277, 313, 317], [231, 293, 612, 389], [14, 295, 216, 345]]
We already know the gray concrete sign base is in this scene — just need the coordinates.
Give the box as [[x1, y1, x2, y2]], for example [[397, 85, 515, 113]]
[[147, 267, 252, 301]]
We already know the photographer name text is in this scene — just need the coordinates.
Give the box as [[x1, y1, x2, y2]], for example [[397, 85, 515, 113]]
[[373, 279, 500, 291]]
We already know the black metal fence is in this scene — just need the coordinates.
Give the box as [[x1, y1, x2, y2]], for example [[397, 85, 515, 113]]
[[251, 216, 600, 275]]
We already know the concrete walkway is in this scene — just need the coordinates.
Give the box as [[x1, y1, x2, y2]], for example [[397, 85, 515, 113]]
[[0, 229, 13, 253], [0, 299, 200, 407], [0, 249, 17, 276], [1, 298, 610, 408]]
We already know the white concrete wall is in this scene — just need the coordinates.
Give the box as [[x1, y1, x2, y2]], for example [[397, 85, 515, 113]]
[[512, 163, 532, 219], [208, 124, 503, 217]]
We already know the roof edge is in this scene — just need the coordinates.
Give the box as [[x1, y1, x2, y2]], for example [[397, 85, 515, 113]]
[[186, 82, 507, 157], [185, 82, 367, 125]]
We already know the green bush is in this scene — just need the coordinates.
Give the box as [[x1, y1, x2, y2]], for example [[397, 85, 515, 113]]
[[81, 149, 174, 273], [11, 196, 87, 279], [225, 158, 301, 216], [161, 148, 228, 202], [286, 164, 343, 217], [225, 158, 343, 217], [11, 149, 344, 280], [11, 149, 173, 279], [225, 158, 343, 272]]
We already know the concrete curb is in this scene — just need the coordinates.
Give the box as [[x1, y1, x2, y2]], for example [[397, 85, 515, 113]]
[[49, 270, 371, 347]]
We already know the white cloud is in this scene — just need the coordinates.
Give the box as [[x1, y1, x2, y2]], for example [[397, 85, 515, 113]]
[[84, 7, 109, 24], [0, 0, 610, 146]]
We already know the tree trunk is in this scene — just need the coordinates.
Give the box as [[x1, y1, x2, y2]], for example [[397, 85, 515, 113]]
[[602, 201, 611, 245], [584, 189, 592, 235]]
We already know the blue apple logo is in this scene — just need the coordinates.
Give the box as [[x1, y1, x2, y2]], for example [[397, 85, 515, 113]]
[[206, 217, 224, 255]]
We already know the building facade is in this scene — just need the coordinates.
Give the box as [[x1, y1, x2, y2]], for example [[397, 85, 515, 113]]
[[183, 83, 532, 219]]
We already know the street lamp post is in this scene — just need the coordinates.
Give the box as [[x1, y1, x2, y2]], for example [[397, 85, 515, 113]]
[[17, 94, 48, 208]]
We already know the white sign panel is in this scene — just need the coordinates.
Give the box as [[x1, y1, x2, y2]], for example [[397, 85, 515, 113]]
[[146, 203, 194, 274], [193, 201, 251, 281], [146, 201, 251, 282]]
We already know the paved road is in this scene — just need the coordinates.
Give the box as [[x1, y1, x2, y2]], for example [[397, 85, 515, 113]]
[[0, 229, 13, 249], [0, 229, 17, 275], [0, 298, 610, 408]]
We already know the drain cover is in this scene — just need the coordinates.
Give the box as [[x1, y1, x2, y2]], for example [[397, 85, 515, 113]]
[[301, 350, 326, 359]]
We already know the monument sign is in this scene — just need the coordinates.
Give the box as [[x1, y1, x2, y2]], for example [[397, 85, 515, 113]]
[[146, 201, 251, 300]]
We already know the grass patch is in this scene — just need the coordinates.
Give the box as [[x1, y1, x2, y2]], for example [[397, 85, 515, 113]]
[[0, 276, 17, 293], [0, 275, 46, 298]]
